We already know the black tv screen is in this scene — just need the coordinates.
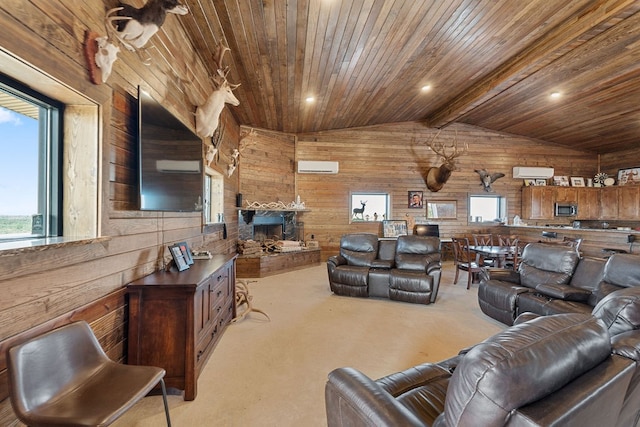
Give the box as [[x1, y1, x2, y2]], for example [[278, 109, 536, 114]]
[[138, 87, 203, 211]]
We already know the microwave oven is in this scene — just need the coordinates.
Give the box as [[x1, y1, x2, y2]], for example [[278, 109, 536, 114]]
[[555, 203, 578, 217]]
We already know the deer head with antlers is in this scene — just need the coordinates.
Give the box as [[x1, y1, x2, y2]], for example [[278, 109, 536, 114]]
[[422, 130, 468, 192], [195, 45, 240, 140]]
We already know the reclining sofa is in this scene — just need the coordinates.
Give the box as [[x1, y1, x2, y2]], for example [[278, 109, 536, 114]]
[[327, 233, 441, 304], [478, 242, 640, 325], [325, 287, 640, 426]]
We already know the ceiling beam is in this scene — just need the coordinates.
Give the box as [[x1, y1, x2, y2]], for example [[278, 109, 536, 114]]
[[425, 0, 640, 128]]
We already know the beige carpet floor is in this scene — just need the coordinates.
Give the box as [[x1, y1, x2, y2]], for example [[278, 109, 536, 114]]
[[113, 261, 505, 427]]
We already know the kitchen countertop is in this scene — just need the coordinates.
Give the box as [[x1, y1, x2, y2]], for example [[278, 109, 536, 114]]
[[509, 224, 639, 233]]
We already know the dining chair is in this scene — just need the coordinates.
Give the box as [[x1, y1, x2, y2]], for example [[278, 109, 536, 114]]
[[7, 321, 172, 427], [451, 237, 484, 289], [472, 233, 495, 267], [498, 234, 520, 270]]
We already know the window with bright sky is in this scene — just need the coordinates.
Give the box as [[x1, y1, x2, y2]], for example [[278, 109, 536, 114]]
[[350, 193, 389, 222], [0, 79, 61, 240]]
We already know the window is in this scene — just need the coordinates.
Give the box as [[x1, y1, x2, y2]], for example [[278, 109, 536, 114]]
[[350, 193, 389, 222], [0, 76, 62, 241], [203, 168, 224, 224], [468, 195, 506, 223]]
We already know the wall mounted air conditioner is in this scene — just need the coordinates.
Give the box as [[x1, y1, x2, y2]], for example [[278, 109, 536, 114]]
[[297, 160, 339, 174], [512, 166, 554, 179], [156, 160, 201, 173]]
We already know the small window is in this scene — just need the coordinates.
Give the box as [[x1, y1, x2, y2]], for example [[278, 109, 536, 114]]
[[0, 76, 62, 241], [350, 193, 389, 222], [203, 168, 224, 223], [469, 195, 506, 223]]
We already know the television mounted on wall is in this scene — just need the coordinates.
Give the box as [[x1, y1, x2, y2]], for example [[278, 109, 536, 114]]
[[138, 87, 203, 212]]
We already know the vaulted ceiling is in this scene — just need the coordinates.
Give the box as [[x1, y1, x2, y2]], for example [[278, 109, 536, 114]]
[[179, 0, 640, 154]]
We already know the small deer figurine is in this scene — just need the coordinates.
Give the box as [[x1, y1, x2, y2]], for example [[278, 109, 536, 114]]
[[352, 201, 367, 220], [423, 131, 467, 192]]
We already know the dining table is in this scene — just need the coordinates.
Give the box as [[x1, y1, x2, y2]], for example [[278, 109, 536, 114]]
[[467, 245, 519, 268]]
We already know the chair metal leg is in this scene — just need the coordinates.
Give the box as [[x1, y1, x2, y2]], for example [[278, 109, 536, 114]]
[[160, 378, 172, 427]]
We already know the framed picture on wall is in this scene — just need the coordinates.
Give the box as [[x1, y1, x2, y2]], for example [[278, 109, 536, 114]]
[[408, 191, 423, 208], [169, 244, 190, 271], [426, 200, 457, 220]]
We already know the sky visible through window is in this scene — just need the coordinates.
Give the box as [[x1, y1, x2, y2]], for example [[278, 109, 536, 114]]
[[0, 106, 38, 216]]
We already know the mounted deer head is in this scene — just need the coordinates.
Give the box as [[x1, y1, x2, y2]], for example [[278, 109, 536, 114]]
[[106, 0, 189, 51], [195, 47, 241, 139], [423, 130, 467, 192]]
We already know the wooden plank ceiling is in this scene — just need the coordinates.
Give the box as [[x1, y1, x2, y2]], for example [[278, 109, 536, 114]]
[[178, 0, 640, 154]]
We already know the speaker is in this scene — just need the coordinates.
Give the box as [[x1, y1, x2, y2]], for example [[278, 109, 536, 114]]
[[236, 193, 243, 207]]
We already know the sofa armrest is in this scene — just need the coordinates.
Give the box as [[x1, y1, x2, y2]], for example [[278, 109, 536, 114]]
[[535, 283, 591, 302], [514, 312, 542, 325], [485, 268, 520, 284], [426, 260, 442, 275], [326, 367, 425, 427], [371, 259, 394, 268], [327, 255, 347, 267]]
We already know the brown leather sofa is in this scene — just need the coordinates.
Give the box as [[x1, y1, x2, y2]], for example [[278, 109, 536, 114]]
[[325, 287, 640, 426], [327, 233, 441, 304], [478, 243, 640, 325]]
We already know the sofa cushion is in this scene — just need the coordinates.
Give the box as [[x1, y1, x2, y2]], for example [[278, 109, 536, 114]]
[[592, 287, 640, 336], [518, 243, 579, 289], [603, 254, 640, 287], [443, 313, 611, 427], [339, 233, 379, 266], [394, 235, 440, 270]]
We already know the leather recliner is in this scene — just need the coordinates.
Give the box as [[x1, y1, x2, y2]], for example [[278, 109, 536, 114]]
[[479, 242, 640, 325], [325, 287, 640, 427], [477, 243, 580, 325], [327, 233, 441, 304]]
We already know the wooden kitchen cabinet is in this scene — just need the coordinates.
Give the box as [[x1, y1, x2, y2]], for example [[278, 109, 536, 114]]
[[576, 188, 599, 219], [127, 254, 237, 400], [617, 186, 640, 219], [522, 186, 555, 219], [522, 186, 639, 221], [599, 187, 619, 219]]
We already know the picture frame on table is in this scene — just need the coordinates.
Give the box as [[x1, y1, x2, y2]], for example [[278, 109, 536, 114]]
[[177, 241, 194, 265], [618, 167, 640, 186], [553, 176, 570, 186], [169, 244, 190, 271], [382, 220, 408, 238], [534, 179, 547, 186], [570, 177, 585, 187], [523, 179, 536, 186]]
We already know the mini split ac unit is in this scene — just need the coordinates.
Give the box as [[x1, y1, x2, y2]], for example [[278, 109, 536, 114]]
[[512, 166, 554, 179], [297, 160, 339, 174]]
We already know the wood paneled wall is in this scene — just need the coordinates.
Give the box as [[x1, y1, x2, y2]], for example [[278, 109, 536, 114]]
[[239, 127, 297, 204], [295, 122, 599, 257], [0, 1, 238, 424]]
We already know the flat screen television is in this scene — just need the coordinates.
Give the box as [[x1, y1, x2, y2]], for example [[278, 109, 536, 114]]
[[138, 87, 203, 211]]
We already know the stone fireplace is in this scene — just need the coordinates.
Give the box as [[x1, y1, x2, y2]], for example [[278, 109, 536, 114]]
[[238, 210, 303, 241]]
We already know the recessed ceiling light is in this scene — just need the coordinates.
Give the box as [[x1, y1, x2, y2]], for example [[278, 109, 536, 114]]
[[421, 85, 431, 92], [550, 92, 561, 99], [305, 96, 315, 103]]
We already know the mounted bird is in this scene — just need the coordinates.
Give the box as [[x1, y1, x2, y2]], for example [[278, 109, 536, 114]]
[[475, 169, 505, 192]]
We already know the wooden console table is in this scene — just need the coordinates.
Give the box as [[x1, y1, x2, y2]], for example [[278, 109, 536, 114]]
[[127, 254, 237, 400]]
